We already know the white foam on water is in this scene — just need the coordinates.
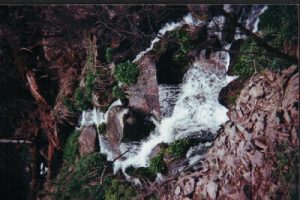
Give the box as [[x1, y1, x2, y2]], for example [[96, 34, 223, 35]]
[[113, 57, 231, 173], [79, 99, 122, 128]]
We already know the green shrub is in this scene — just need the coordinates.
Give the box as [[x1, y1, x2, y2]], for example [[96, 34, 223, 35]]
[[63, 130, 80, 164], [232, 38, 291, 80], [74, 87, 90, 111], [232, 6, 296, 80], [114, 60, 139, 85], [54, 152, 106, 200], [103, 178, 137, 200], [112, 85, 126, 100], [170, 29, 194, 65], [167, 139, 191, 159], [259, 5, 298, 47], [125, 166, 156, 181], [149, 152, 166, 174]]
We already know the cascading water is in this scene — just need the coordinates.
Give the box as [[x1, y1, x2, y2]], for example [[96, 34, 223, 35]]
[[158, 84, 181, 118], [78, 5, 268, 180], [113, 50, 233, 173]]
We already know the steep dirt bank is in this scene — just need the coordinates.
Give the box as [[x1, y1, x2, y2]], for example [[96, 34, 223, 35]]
[[163, 65, 299, 200]]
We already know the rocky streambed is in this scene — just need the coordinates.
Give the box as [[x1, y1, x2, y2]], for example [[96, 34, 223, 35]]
[[0, 5, 298, 200]]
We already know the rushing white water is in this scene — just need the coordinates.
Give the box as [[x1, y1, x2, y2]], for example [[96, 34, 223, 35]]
[[113, 54, 231, 173], [235, 5, 268, 40], [79, 99, 122, 129], [133, 13, 204, 63], [78, 7, 267, 179]]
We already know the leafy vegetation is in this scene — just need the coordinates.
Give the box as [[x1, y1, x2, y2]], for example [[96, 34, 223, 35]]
[[259, 5, 298, 47], [103, 178, 138, 200], [149, 151, 167, 174], [125, 166, 156, 181], [167, 139, 192, 159], [54, 130, 138, 200], [114, 60, 139, 85], [112, 85, 126, 100], [171, 29, 194, 65], [54, 152, 105, 200], [63, 130, 80, 164], [232, 5, 297, 80]]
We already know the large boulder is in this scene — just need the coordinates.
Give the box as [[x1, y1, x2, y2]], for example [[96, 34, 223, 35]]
[[106, 106, 128, 155], [78, 126, 98, 156], [128, 56, 161, 117]]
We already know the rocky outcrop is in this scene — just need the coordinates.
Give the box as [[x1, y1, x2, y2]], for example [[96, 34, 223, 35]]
[[128, 56, 161, 117], [106, 106, 128, 155], [166, 65, 299, 200], [78, 126, 97, 156]]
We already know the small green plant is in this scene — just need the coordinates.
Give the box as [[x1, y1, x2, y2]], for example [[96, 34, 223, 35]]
[[74, 87, 90, 111], [112, 85, 126, 100], [167, 139, 191, 159], [63, 130, 80, 164], [125, 166, 156, 181], [103, 178, 138, 200], [149, 152, 167, 174], [171, 29, 194, 65], [114, 60, 139, 85], [54, 152, 106, 200], [232, 38, 291, 80]]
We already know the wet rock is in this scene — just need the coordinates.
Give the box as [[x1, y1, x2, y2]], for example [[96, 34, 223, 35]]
[[79, 126, 97, 156], [123, 109, 155, 142], [106, 106, 128, 154], [207, 181, 218, 199], [128, 56, 160, 117], [149, 143, 168, 160]]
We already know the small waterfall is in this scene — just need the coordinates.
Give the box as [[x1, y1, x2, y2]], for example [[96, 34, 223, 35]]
[[77, 6, 268, 179], [158, 84, 181, 118], [79, 99, 122, 129], [113, 54, 231, 173]]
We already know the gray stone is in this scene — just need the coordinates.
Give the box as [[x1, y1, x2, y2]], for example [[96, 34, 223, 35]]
[[183, 178, 195, 196], [128, 56, 160, 116], [79, 126, 97, 156], [249, 84, 264, 98], [175, 186, 181, 195]]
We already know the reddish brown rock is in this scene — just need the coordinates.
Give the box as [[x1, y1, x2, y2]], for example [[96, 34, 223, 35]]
[[78, 126, 97, 156], [128, 56, 161, 117]]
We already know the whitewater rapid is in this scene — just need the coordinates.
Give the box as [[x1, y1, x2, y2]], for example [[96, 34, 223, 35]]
[[78, 6, 268, 177]]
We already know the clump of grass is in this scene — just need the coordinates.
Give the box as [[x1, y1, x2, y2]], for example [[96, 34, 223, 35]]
[[63, 130, 80, 164], [112, 85, 126, 100], [171, 29, 194, 65], [54, 152, 106, 200], [125, 166, 156, 182], [167, 139, 192, 159], [149, 151, 167, 174], [103, 178, 138, 200]]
